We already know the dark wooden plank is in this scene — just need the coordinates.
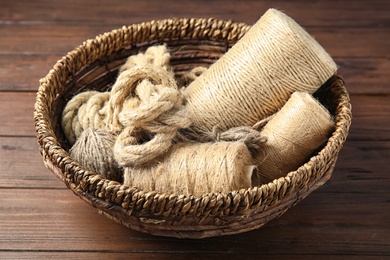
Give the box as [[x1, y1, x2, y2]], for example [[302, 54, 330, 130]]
[[0, 92, 36, 137], [1, 0, 388, 28], [0, 253, 385, 260], [0, 54, 61, 91], [326, 141, 390, 194], [0, 25, 388, 58], [0, 188, 388, 255], [0, 24, 112, 55], [1, 55, 388, 94], [348, 95, 390, 141], [0, 137, 64, 189], [337, 57, 390, 95]]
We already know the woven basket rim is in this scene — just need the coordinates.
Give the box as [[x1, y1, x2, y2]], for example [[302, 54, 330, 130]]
[[33, 17, 352, 237]]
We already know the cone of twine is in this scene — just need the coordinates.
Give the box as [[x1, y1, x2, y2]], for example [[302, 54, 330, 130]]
[[124, 141, 256, 196], [254, 92, 335, 183], [183, 8, 337, 132]]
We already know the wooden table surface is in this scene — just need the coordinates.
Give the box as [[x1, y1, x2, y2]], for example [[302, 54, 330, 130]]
[[1, 0, 389, 259]]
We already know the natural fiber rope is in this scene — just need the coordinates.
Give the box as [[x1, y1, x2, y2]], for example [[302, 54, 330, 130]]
[[177, 125, 266, 155], [106, 45, 191, 166], [61, 45, 175, 143], [118, 44, 171, 74], [61, 91, 106, 145], [62, 45, 191, 173], [183, 9, 337, 132], [112, 72, 191, 166]]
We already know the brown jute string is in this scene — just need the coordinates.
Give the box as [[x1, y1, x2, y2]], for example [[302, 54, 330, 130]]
[[183, 8, 337, 132], [123, 141, 256, 196], [253, 92, 335, 183]]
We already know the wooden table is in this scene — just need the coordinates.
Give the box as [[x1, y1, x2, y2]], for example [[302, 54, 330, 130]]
[[1, 1, 389, 258]]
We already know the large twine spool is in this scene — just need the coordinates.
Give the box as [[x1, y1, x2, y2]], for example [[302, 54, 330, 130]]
[[124, 141, 255, 196], [183, 8, 337, 132], [254, 92, 335, 183]]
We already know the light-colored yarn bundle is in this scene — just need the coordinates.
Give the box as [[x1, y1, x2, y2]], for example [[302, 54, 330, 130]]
[[183, 8, 337, 132], [61, 8, 337, 196], [254, 92, 335, 183]]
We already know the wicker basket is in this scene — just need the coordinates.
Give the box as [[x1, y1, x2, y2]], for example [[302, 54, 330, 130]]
[[34, 18, 352, 239]]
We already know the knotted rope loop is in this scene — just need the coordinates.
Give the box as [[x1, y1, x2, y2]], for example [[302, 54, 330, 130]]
[[110, 60, 191, 167], [106, 65, 179, 133]]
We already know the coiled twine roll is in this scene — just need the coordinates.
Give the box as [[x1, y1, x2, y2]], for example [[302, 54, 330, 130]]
[[254, 92, 335, 182], [124, 142, 256, 196], [183, 8, 337, 132]]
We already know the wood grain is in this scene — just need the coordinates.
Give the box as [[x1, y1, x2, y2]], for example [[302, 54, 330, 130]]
[[1, 55, 389, 94], [0, 92, 36, 137], [0, 0, 389, 258], [1, 24, 387, 58], [1, 0, 388, 27], [0, 189, 388, 256]]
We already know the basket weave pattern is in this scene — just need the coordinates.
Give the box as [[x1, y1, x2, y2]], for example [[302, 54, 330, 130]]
[[34, 18, 352, 238]]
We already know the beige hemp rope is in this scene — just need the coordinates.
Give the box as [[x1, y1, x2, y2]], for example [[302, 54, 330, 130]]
[[253, 92, 335, 183], [183, 8, 337, 132], [110, 66, 191, 167], [61, 45, 177, 144]]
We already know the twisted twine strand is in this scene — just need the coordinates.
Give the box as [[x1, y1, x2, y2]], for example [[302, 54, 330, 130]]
[[113, 72, 191, 167]]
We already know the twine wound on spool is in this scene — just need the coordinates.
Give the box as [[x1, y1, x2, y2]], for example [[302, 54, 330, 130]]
[[124, 142, 256, 196], [254, 92, 335, 183], [183, 8, 337, 132]]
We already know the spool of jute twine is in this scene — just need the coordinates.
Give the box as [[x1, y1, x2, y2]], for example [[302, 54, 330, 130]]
[[183, 8, 337, 132], [124, 141, 256, 196], [109, 64, 191, 167], [253, 92, 335, 183]]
